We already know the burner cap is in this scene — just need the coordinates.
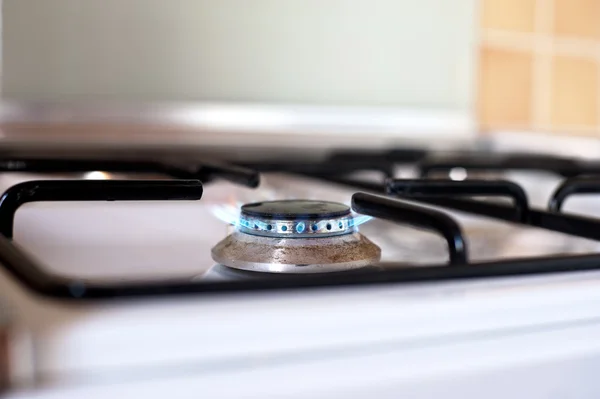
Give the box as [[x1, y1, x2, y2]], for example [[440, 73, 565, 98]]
[[241, 200, 350, 219], [239, 200, 354, 238]]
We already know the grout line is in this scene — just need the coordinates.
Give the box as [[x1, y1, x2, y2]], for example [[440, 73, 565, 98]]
[[482, 31, 600, 59], [535, 123, 599, 134], [554, 37, 600, 55], [481, 30, 537, 52]]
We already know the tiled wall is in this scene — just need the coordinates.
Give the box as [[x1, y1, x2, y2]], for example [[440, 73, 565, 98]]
[[480, 0, 600, 135]]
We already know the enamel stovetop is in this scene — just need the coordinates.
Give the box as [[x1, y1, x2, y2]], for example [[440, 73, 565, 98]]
[[2, 168, 600, 397]]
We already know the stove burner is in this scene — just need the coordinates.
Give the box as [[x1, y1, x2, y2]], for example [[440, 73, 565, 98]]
[[239, 200, 354, 238], [212, 199, 381, 273]]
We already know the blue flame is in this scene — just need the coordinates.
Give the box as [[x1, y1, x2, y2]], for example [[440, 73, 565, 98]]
[[348, 214, 373, 227], [212, 204, 374, 231], [210, 203, 242, 227]]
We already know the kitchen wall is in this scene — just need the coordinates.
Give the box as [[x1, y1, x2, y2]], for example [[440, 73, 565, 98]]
[[2, 0, 477, 112], [479, 0, 600, 136]]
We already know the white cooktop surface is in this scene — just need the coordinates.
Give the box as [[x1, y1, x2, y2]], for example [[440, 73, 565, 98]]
[[0, 168, 599, 396]]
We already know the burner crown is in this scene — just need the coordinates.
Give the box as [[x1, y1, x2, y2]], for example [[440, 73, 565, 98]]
[[239, 200, 355, 238]]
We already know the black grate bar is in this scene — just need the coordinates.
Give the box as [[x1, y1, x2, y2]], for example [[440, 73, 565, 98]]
[[196, 161, 260, 188], [0, 158, 260, 188], [3, 235, 600, 299], [400, 197, 521, 222], [383, 178, 600, 241], [418, 154, 600, 178], [399, 197, 600, 242], [298, 175, 388, 193], [0, 233, 72, 297], [62, 253, 600, 299], [243, 160, 392, 177], [241, 148, 426, 178], [549, 176, 600, 212], [352, 192, 468, 264], [410, 197, 600, 241], [327, 148, 427, 163], [527, 209, 600, 241], [0, 158, 165, 174], [314, 175, 600, 242], [0, 180, 203, 239], [387, 179, 529, 222]]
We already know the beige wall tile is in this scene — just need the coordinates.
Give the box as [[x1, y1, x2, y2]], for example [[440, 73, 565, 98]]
[[550, 56, 598, 128], [553, 0, 600, 39], [479, 48, 533, 129], [481, 0, 536, 32]]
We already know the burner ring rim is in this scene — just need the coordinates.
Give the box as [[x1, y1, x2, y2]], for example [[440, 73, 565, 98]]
[[238, 215, 356, 238]]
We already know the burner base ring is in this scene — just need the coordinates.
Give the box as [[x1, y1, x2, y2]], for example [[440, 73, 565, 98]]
[[211, 231, 381, 274]]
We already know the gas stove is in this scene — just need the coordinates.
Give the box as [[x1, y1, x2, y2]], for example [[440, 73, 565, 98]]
[[3, 143, 600, 398]]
